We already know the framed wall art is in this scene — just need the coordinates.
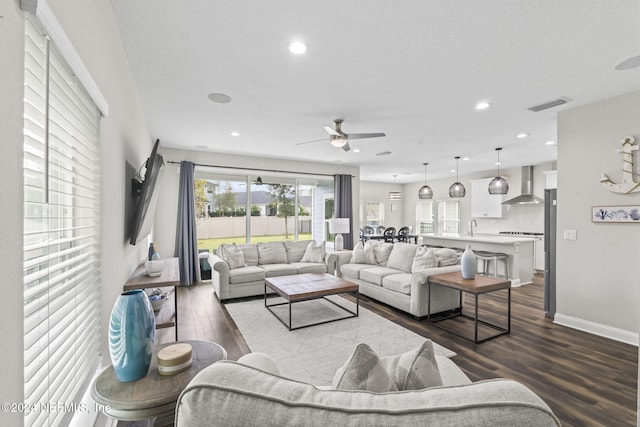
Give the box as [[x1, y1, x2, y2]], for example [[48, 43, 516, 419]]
[[592, 205, 640, 223]]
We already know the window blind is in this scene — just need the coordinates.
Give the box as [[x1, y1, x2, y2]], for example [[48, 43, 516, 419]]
[[23, 16, 101, 427]]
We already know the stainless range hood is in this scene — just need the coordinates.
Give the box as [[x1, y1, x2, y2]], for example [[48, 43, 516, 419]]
[[502, 166, 543, 205]]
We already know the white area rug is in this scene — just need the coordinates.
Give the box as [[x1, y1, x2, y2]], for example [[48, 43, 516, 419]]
[[225, 295, 456, 385]]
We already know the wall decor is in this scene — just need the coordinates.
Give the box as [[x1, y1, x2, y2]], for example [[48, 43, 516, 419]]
[[592, 205, 640, 223], [600, 136, 640, 194]]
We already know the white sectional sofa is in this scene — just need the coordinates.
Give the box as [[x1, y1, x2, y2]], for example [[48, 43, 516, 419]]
[[336, 242, 462, 317], [208, 241, 337, 301]]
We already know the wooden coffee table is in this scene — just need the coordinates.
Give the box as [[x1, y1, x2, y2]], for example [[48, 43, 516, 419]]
[[264, 273, 359, 330], [427, 272, 511, 344]]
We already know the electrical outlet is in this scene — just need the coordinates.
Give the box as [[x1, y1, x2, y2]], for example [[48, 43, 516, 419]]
[[563, 229, 577, 240]]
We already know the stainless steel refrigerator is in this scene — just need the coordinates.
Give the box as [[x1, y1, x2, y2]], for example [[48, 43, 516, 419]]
[[544, 188, 557, 318]]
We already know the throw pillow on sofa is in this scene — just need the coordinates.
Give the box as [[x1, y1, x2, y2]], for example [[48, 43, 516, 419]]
[[380, 340, 443, 390], [300, 241, 326, 263], [411, 246, 438, 272], [434, 248, 458, 267], [218, 244, 246, 269], [331, 343, 398, 392], [350, 241, 376, 265]]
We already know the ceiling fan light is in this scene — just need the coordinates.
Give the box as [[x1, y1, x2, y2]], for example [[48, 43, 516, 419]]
[[418, 185, 433, 199], [330, 136, 347, 148], [489, 176, 509, 194]]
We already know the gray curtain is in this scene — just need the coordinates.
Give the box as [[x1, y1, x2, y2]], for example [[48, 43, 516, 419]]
[[175, 161, 200, 286], [334, 174, 354, 249]]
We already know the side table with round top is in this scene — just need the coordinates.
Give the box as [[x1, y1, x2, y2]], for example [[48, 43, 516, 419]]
[[92, 340, 227, 425]]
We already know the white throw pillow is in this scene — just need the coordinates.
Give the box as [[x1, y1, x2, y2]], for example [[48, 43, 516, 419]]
[[218, 244, 246, 270], [350, 241, 376, 265], [380, 340, 443, 390], [411, 246, 438, 272], [331, 343, 399, 392], [300, 241, 326, 263]]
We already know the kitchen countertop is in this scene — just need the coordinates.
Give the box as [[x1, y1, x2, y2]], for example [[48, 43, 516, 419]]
[[420, 233, 538, 244]]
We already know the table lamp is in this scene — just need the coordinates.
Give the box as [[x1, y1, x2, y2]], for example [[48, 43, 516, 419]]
[[329, 218, 350, 251]]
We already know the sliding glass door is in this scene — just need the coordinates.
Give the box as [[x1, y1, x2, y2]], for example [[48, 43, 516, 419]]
[[194, 171, 333, 252]]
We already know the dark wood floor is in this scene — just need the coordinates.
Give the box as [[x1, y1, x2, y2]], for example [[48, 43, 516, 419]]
[[156, 277, 638, 427]]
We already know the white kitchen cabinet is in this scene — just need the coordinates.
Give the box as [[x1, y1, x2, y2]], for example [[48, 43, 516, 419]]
[[471, 178, 504, 218], [534, 237, 545, 271]]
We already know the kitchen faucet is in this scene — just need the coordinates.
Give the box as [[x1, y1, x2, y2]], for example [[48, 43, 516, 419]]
[[470, 219, 478, 236]]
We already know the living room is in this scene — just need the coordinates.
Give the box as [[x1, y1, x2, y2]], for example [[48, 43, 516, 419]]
[[1, 0, 639, 426]]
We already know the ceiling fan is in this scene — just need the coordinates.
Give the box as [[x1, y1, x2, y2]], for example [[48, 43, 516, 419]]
[[296, 119, 386, 152]]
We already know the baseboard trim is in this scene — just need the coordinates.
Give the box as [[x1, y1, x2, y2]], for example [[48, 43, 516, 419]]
[[554, 313, 639, 346]]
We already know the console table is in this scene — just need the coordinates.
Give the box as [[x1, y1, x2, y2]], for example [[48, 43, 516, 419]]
[[124, 257, 180, 341], [92, 340, 226, 425]]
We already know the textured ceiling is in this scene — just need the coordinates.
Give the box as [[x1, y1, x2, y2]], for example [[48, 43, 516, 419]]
[[111, 0, 640, 182]]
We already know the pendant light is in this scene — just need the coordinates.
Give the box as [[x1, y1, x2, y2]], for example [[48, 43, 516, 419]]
[[449, 156, 466, 197], [488, 147, 509, 195], [418, 162, 433, 199], [388, 175, 402, 200]]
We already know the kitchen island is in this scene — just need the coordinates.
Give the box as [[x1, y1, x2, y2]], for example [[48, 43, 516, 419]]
[[419, 233, 536, 287]]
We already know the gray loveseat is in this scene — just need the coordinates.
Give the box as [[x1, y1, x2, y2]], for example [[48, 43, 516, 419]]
[[176, 351, 560, 426], [336, 242, 462, 317], [208, 241, 337, 301]]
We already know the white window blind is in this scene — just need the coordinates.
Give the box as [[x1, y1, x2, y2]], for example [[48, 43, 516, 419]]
[[438, 200, 460, 233], [23, 16, 102, 427], [415, 201, 434, 234]]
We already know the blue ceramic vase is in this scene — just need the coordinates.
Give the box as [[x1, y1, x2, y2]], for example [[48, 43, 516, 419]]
[[109, 289, 156, 382], [461, 244, 477, 279]]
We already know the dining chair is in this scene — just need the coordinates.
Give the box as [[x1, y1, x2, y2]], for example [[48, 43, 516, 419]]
[[383, 227, 396, 242], [396, 226, 410, 243]]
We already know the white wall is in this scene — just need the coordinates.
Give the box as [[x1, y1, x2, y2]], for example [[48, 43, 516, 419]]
[[359, 181, 405, 229], [556, 90, 640, 343], [154, 148, 360, 255], [0, 2, 153, 423], [0, 1, 28, 423]]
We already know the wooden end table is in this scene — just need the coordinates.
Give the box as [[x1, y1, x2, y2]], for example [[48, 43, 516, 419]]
[[264, 273, 359, 330], [92, 340, 226, 425], [427, 272, 511, 344]]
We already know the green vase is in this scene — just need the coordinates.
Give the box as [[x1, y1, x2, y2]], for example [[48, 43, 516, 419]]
[[109, 290, 156, 382]]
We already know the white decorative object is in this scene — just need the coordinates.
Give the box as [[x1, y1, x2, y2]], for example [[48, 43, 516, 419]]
[[460, 244, 477, 279], [600, 136, 640, 194], [329, 218, 350, 251], [144, 260, 165, 277]]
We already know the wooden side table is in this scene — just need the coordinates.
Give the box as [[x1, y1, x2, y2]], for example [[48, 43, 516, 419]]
[[125, 257, 180, 340], [92, 340, 226, 425], [427, 272, 511, 344]]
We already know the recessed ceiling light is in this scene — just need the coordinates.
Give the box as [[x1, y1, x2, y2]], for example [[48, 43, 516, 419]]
[[475, 101, 490, 110], [545, 140, 556, 145], [208, 93, 232, 103], [353, 149, 360, 153], [288, 41, 307, 54], [517, 133, 528, 138], [230, 131, 240, 137], [462, 157, 470, 161], [615, 55, 640, 70], [450, 169, 456, 173]]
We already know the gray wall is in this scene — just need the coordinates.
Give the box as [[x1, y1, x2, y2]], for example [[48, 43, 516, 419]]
[[0, 1, 153, 423], [153, 148, 360, 256], [556, 90, 640, 343]]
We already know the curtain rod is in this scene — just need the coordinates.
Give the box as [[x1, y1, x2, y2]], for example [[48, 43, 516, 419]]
[[167, 160, 355, 178]]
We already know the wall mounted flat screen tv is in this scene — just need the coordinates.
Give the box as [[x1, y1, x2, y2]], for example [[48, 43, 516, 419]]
[[129, 139, 165, 245]]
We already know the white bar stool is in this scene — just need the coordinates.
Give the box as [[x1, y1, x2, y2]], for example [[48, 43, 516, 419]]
[[475, 251, 509, 279]]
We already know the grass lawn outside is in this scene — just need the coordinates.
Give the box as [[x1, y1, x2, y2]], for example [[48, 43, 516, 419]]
[[198, 233, 313, 253]]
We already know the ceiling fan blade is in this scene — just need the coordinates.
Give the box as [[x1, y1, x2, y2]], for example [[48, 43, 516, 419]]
[[342, 142, 351, 152], [295, 138, 327, 146], [324, 125, 340, 136], [344, 132, 386, 140]]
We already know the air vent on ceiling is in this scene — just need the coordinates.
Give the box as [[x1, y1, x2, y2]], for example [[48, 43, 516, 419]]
[[527, 97, 571, 112], [376, 151, 392, 156]]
